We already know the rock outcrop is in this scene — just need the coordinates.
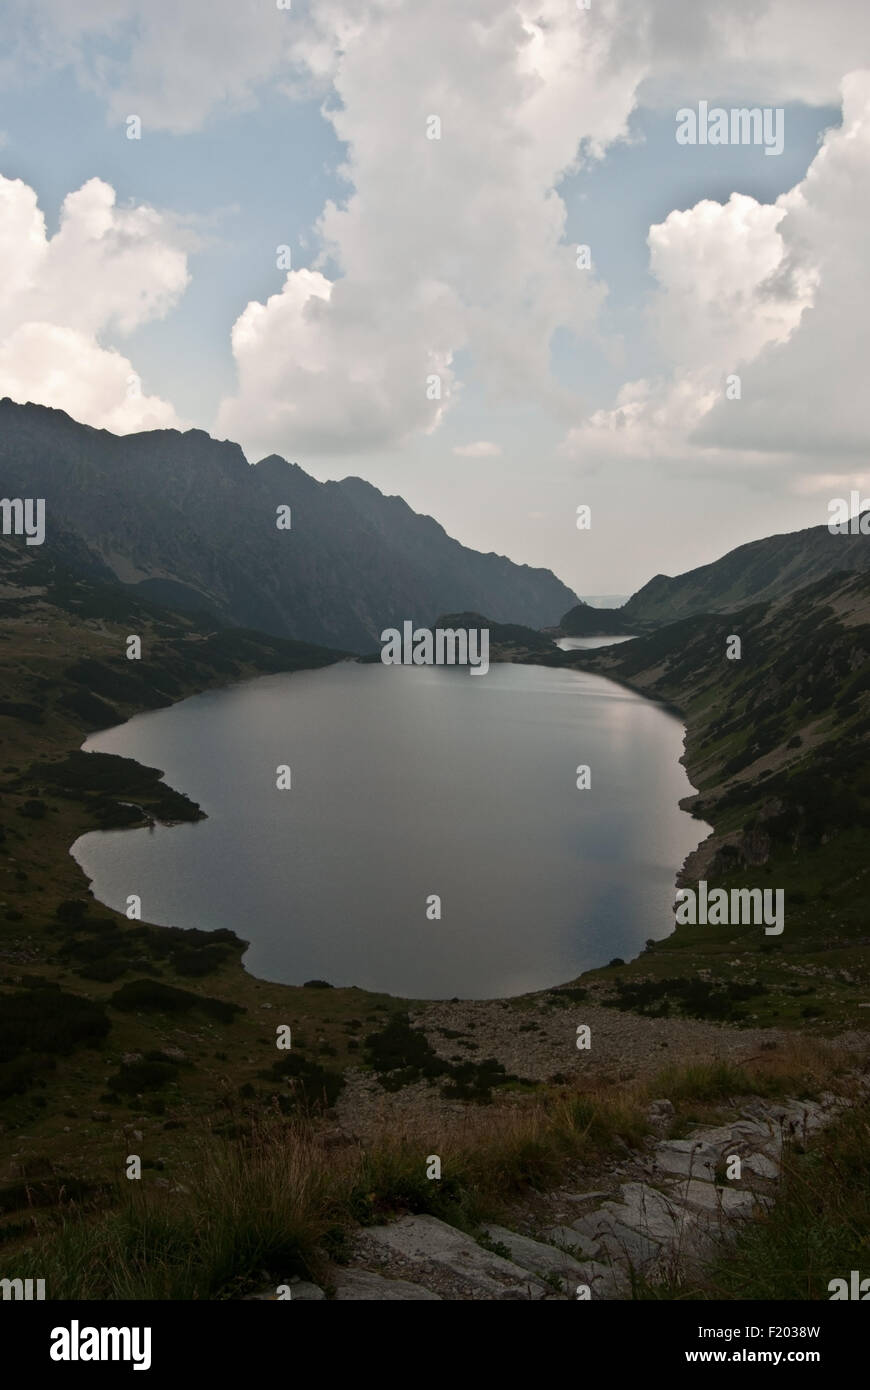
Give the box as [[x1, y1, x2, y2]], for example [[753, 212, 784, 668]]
[[255, 1086, 859, 1300]]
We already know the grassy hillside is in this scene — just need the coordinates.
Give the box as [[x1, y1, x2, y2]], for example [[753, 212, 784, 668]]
[[557, 603, 636, 637], [621, 518, 870, 626], [1, 538, 867, 1296], [0, 538, 402, 1231], [529, 568, 870, 1031]]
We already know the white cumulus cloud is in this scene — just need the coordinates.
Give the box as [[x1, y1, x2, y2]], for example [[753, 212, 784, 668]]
[[213, 2, 870, 462], [560, 186, 818, 466], [8, 0, 870, 470], [217, 0, 645, 457], [13, 0, 870, 132], [560, 71, 870, 483], [0, 175, 188, 431], [5, 0, 304, 134], [694, 71, 870, 466]]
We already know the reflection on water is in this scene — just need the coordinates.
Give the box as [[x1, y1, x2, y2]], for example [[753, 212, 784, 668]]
[[72, 656, 707, 999]]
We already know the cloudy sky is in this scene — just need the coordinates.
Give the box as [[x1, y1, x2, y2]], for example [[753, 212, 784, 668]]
[[0, 0, 868, 598]]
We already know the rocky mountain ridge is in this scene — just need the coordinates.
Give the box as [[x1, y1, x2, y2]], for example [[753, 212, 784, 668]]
[[0, 399, 578, 652]]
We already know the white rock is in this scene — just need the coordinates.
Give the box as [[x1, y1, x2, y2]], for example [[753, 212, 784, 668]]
[[741, 1152, 780, 1180], [676, 1180, 756, 1217], [654, 1139, 719, 1178], [570, 1209, 616, 1240], [691, 1125, 734, 1155], [594, 1218, 662, 1268], [647, 1099, 675, 1115], [365, 1215, 548, 1299], [730, 1119, 774, 1143], [484, 1226, 591, 1279], [603, 1183, 690, 1245], [543, 1225, 601, 1259], [332, 1268, 441, 1300]]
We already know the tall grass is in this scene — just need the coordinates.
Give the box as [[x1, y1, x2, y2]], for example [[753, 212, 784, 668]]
[[0, 1119, 338, 1300], [710, 1103, 870, 1300], [0, 1087, 650, 1298], [638, 1099, 870, 1301], [652, 1038, 850, 1108], [0, 1044, 861, 1300]]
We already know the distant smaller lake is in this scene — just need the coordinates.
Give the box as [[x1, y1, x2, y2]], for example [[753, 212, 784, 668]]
[[556, 636, 636, 651]]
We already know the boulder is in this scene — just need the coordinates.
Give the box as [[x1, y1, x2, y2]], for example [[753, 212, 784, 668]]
[[484, 1225, 591, 1279], [653, 1138, 719, 1179], [543, 1225, 601, 1259], [365, 1215, 548, 1299]]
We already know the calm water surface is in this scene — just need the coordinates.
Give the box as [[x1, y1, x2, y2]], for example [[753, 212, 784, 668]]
[[72, 657, 707, 998]]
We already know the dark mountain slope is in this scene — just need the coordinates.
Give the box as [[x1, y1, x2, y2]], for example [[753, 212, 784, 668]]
[[622, 518, 870, 626], [539, 569, 870, 954], [0, 400, 577, 651], [556, 602, 635, 636]]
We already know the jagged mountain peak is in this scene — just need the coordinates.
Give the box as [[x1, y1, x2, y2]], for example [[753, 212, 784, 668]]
[[0, 400, 578, 652]]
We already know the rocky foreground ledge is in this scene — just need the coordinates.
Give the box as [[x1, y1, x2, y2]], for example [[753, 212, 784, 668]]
[[251, 1081, 865, 1301]]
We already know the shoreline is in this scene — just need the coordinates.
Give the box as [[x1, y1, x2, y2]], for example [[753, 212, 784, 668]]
[[3, 588, 864, 1271], [67, 648, 711, 1006]]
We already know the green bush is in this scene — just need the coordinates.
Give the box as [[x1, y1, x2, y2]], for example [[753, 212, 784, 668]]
[[258, 1053, 344, 1111], [55, 899, 90, 923], [0, 985, 110, 1063], [110, 979, 243, 1023], [106, 1060, 179, 1094], [603, 976, 768, 1022], [364, 1014, 517, 1103]]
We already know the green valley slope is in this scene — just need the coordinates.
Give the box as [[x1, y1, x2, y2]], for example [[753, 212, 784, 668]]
[[526, 568, 870, 1028], [622, 518, 870, 626]]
